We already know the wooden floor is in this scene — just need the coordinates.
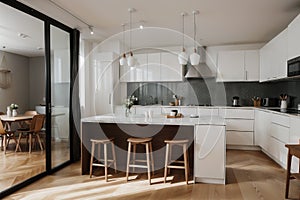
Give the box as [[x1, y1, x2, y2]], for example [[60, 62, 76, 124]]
[[5, 150, 300, 199], [0, 139, 69, 192]]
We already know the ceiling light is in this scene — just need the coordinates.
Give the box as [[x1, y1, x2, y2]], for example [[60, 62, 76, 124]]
[[190, 10, 200, 66], [178, 12, 188, 65], [139, 25, 144, 29], [89, 26, 94, 35], [119, 23, 127, 66], [18, 33, 29, 39], [127, 8, 136, 67]]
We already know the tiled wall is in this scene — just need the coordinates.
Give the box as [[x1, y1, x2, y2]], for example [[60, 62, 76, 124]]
[[127, 79, 300, 108]]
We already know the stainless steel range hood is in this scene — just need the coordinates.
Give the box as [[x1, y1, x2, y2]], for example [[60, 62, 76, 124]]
[[185, 46, 216, 79]]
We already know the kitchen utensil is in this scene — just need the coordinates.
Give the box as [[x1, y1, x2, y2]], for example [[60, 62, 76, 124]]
[[170, 109, 178, 116], [232, 96, 239, 107]]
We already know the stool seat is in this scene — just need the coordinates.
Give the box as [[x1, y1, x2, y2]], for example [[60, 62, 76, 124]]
[[127, 137, 152, 143], [164, 139, 189, 144], [91, 138, 114, 144]]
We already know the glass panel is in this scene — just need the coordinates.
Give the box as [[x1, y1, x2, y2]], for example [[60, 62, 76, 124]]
[[0, 2, 45, 191], [50, 25, 70, 168]]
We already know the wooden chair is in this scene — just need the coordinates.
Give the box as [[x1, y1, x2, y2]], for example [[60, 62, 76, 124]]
[[0, 120, 19, 154], [126, 137, 154, 185], [15, 114, 45, 153], [19, 110, 38, 128], [285, 139, 300, 199], [164, 139, 189, 184]]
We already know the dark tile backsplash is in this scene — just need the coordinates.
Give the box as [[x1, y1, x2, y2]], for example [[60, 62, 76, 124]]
[[127, 78, 300, 108]]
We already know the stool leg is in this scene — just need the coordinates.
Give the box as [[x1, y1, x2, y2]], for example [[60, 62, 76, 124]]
[[126, 142, 131, 182], [104, 143, 108, 182], [164, 143, 169, 183], [3, 134, 7, 154], [15, 133, 22, 152], [98, 143, 101, 161], [29, 133, 32, 153], [132, 144, 136, 173], [183, 144, 189, 185], [111, 141, 117, 173], [168, 144, 172, 175], [89, 142, 95, 178], [149, 142, 154, 175], [285, 151, 292, 199], [145, 143, 151, 185]]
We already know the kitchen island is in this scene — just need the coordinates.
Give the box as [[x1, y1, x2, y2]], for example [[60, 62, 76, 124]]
[[81, 114, 226, 184]]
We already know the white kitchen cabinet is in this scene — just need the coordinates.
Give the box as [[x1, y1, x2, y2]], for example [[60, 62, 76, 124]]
[[180, 107, 198, 116], [259, 29, 288, 82], [160, 52, 183, 82], [289, 117, 300, 173], [194, 125, 226, 184], [198, 108, 219, 117], [254, 110, 271, 150], [134, 54, 148, 82], [219, 108, 254, 119], [226, 119, 254, 132], [217, 50, 259, 82], [288, 14, 300, 60], [147, 53, 161, 82], [226, 131, 253, 146], [161, 107, 180, 115]]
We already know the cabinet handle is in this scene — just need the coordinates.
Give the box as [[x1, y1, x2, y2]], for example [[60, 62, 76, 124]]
[[245, 70, 248, 80], [109, 93, 111, 105]]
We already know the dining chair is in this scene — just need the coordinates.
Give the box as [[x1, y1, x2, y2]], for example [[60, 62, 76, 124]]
[[19, 110, 38, 128], [15, 114, 45, 153], [0, 120, 19, 154]]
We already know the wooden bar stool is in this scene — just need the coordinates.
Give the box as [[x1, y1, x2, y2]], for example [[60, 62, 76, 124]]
[[89, 138, 117, 182], [126, 137, 154, 185], [285, 142, 300, 199], [164, 139, 189, 184]]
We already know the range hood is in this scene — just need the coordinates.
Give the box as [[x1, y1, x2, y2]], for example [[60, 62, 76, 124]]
[[184, 47, 216, 79]]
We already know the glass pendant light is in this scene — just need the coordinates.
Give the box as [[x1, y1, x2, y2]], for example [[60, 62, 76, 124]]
[[119, 23, 127, 66], [127, 8, 135, 67], [190, 10, 200, 66], [178, 12, 188, 65]]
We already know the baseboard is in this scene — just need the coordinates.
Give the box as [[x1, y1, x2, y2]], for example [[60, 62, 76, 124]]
[[226, 145, 261, 151]]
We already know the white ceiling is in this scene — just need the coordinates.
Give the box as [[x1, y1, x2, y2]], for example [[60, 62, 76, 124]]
[[1, 0, 300, 56]]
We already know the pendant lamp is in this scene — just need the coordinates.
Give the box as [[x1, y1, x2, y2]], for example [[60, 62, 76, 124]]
[[119, 23, 127, 66], [190, 10, 200, 66], [127, 8, 135, 67], [178, 12, 188, 65]]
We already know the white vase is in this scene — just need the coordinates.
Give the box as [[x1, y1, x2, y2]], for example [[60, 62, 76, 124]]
[[12, 109, 17, 117], [6, 106, 11, 117]]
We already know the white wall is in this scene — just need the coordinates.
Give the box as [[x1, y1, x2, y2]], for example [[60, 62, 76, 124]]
[[29, 56, 45, 109], [0, 51, 29, 113]]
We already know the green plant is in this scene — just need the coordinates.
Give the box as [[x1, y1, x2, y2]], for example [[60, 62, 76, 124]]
[[10, 103, 18, 110]]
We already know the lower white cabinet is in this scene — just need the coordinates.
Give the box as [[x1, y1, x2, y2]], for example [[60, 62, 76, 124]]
[[180, 107, 198, 116], [198, 108, 219, 117], [226, 131, 253, 146], [194, 125, 226, 184], [289, 117, 300, 173], [254, 110, 271, 150]]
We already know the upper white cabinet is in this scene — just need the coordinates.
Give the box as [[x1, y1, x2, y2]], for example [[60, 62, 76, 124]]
[[288, 14, 300, 60], [217, 50, 259, 82], [120, 51, 183, 82], [259, 29, 288, 82], [160, 52, 183, 82]]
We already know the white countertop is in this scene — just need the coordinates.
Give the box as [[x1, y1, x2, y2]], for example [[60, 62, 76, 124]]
[[81, 114, 226, 126]]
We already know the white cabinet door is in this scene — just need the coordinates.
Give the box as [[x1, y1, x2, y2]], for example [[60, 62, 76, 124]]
[[288, 14, 300, 60], [134, 54, 148, 82], [226, 119, 254, 132], [180, 107, 198, 116], [226, 131, 253, 145], [160, 52, 183, 82], [194, 125, 226, 184], [147, 53, 161, 81], [219, 109, 254, 119], [198, 108, 219, 117], [244, 50, 259, 81], [259, 44, 271, 82], [217, 51, 245, 82], [290, 117, 300, 173], [254, 110, 271, 150]]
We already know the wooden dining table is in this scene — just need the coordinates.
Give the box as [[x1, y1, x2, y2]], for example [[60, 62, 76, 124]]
[[0, 115, 33, 130]]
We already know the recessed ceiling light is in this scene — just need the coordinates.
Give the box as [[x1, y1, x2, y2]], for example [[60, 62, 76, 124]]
[[18, 33, 29, 39], [139, 25, 144, 29], [2, 46, 6, 49]]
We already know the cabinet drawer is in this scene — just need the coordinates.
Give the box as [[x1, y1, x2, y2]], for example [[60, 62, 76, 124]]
[[226, 119, 254, 131], [198, 108, 219, 116], [226, 131, 253, 145], [269, 137, 288, 168], [272, 114, 290, 127], [180, 107, 198, 116], [219, 109, 254, 119], [270, 122, 289, 143]]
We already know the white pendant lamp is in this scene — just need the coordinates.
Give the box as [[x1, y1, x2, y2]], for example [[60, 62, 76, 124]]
[[119, 24, 127, 66], [178, 12, 188, 65], [127, 8, 135, 67], [190, 10, 200, 66]]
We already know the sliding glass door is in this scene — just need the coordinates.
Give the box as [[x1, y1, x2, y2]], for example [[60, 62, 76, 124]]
[[49, 25, 71, 168]]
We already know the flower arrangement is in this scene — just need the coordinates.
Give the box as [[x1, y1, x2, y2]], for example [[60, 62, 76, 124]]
[[124, 97, 133, 117], [10, 103, 18, 110]]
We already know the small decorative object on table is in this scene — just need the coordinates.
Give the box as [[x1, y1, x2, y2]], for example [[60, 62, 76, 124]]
[[124, 97, 133, 117], [280, 94, 288, 112], [10, 103, 18, 117]]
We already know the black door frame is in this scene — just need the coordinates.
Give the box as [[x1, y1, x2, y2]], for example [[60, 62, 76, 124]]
[[0, 0, 80, 197]]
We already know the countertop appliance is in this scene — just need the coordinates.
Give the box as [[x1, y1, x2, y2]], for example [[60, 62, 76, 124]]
[[232, 96, 239, 107], [262, 98, 279, 107], [288, 56, 300, 77]]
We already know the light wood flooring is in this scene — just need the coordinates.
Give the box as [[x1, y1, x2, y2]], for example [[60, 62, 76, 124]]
[[5, 150, 300, 199], [0, 139, 69, 192]]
